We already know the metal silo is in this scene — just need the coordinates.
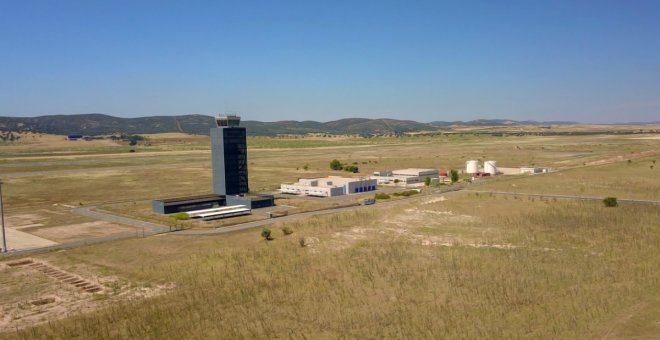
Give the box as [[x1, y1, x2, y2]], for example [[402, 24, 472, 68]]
[[466, 160, 479, 174], [484, 161, 497, 175]]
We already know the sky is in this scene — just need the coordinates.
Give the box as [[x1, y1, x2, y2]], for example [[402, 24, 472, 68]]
[[1, 1, 659, 123]]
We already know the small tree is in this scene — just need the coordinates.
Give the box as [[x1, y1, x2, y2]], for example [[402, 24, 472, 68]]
[[450, 170, 459, 183], [424, 176, 431, 186], [603, 197, 618, 207], [128, 135, 143, 146], [330, 159, 343, 170], [393, 179, 400, 184], [261, 227, 273, 240], [282, 226, 294, 235]]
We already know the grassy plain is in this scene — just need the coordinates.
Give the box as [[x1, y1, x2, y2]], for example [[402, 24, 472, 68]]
[[478, 153, 660, 200], [3, 195, 659, 339], [0, 131, 659, 338]]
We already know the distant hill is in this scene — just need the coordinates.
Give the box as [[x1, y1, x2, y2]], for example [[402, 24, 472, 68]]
[[429, 119, 579, 126], [0, 114, 440, 136], [0, 114, 635, 137], [0, 114, 216, 136]]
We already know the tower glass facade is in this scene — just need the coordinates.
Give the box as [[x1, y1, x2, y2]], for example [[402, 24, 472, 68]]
[[211, 122, 249, 195]]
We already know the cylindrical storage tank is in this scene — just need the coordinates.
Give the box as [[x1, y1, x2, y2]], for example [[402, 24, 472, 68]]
[[484, 161, 497, 175], [466, 160, 479, 174]]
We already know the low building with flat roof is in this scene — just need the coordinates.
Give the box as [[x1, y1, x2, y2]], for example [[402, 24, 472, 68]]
[[226, 194, 275, 209], [281, 176, 377, 197], [520, 167, 550, 174], [372, 168, 439, 184], [152, 194, 226, 214]]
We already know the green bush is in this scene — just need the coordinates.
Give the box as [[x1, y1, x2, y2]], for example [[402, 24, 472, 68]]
[[603, 197, 618, 207], [374, 193, 391, 200], [172, 212, 189, 220], [343, 165, 359, 173], [450, 169, 459, 183], [330, 159, 343, 170], [261, 227, 273, 240]]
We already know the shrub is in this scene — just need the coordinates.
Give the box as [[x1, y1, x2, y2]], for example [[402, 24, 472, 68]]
[[282, 226, 294, 235], [392, 190, 419, 197], [172, 212, 189, 220], [603, 197, 618, 207], [424, 176, 431, 186], [330, 159, 343, 170], [343, 165, 359, 173], [261, 228, 273, 240], [393, 179, 400, 184], [374, 193, 391, 200]]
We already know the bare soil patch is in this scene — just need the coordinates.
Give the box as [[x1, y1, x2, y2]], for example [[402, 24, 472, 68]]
[[30, 221, 137, 243], [0, 259, 174, 332], [4, 214, 46, 228]]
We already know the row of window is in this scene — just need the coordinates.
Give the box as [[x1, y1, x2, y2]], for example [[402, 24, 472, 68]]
[[353, 186, 377, 193]]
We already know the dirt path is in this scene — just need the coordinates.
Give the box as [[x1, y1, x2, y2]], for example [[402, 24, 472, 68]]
[[463, 190, 660, 206], [598, 302, 647, 339], [585, 148, 660, 167]]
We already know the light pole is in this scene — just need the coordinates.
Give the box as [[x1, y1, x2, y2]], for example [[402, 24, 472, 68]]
[[0, 178, 6, 253]]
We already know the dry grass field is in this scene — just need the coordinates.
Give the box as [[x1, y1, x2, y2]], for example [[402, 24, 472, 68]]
[[0, 131, 659, 338]]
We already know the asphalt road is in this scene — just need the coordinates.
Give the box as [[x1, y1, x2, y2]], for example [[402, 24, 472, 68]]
[[3, 185, 657, 258], [173, 187, 467, 236], [0, 188, 460, 257], [0, 207, 172, 257], [72, 206, 171, 234]]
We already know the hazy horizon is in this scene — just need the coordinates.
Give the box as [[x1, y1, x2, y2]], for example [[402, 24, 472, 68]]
[[2, 1, 659, 123], [3, 112, 660, 125]]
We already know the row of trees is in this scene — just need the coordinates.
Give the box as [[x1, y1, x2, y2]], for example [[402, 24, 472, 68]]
[[422, 170, 460, 186], [108, 134, 145, 146], [329, 159, 359, 173]]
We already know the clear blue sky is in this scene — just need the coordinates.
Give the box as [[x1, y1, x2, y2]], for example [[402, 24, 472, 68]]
[[1, 1, 659, 123]]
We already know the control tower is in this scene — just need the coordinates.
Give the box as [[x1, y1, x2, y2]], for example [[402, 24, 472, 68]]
[[211, 115, 249, 195]]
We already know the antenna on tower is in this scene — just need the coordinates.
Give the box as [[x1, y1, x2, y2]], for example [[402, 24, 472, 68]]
[[216, 112, 241, 127]]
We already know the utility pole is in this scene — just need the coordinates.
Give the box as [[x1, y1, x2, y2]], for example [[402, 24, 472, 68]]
[[0, 178, 7, 253]]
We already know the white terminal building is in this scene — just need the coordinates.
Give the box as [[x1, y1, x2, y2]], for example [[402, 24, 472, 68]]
[[371, 168, 439, 184], [280, 176, 378, 197]]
